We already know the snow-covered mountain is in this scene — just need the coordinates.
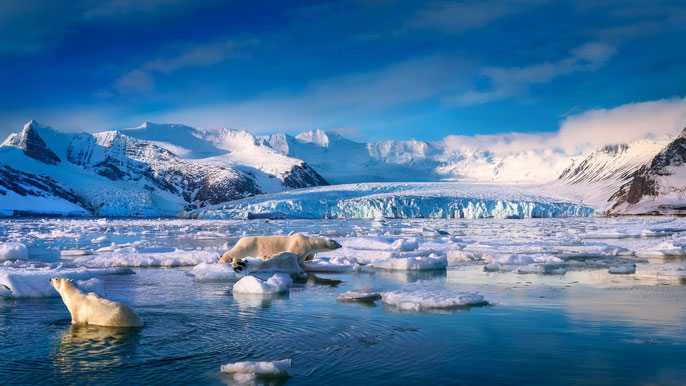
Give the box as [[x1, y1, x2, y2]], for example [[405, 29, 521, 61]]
[[608, 129, 686, 215], [542, 137, 671, 209], [259, 129, 572, 184], [0, 121, 327, 216]]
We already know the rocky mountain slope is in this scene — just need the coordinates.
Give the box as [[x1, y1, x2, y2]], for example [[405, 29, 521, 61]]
[[609, 128, 686, 215], [0, 121, 327, 216]]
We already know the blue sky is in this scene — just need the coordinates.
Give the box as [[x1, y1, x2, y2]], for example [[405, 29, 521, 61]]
[[1, 0, 685, 142]]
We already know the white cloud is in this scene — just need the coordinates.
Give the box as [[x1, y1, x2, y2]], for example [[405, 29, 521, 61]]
[[453, 42, 617, 106], [440, 97, 686, 156]]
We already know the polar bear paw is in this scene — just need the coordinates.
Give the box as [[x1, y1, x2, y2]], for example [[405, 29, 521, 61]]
[[232, 259, 248, 273]]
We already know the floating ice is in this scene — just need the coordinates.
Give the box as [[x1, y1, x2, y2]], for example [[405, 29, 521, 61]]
[[220, 359, 291, 383], [304, 257, 359, 273], [0, 266, 133, 297], [72, 248, 219, 267], [381, 286, 487, 311], [373, 252, 447, 271], [61, 249, 94, 257], [0, 242, 29, 261], [232, 273, 293, 294], [240, 253, 306, 278], [635, 242, 686, 258], [188, 262, 239, 282], [337, 290, 381, 302], [609, 264, 637, 274]]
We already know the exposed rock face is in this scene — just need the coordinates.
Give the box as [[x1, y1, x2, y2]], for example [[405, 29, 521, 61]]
[[0, 121, 331, 216], [282, 163, 329, 189], [0, 162, 81, 205], [66, 131, 261, 209], [610, 128, 686, 212], [2, 121, 61, 165]]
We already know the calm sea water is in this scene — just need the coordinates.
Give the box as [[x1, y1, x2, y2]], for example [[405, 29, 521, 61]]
[[1, 218, 685, 385]]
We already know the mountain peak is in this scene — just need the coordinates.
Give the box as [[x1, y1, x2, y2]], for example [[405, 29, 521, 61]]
[[296, 129, 330, 147], [4, 121, 62, 165]]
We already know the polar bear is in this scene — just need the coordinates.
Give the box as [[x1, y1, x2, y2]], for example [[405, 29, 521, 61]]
[[219, 233, 342, 272], [50, 277, 143, 327]]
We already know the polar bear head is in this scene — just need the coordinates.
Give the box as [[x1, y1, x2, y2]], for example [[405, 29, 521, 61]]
[[50, 277, 75, 292], [325, 238, 342, 251]]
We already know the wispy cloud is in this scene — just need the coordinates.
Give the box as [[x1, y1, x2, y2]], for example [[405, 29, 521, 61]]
[[452, 42, 617, 106], [408, 0, 547, 34], [141, 55, 468, 131], [112, 38, 257, 94]]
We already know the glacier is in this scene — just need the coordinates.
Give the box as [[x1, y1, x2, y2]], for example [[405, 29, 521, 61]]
[[187, 182, 595, 219]]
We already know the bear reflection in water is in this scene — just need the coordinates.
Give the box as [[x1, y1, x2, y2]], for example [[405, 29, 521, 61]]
[[52, 325, 141, 376]]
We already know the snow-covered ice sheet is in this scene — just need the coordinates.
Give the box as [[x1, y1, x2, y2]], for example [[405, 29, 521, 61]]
[[232, 273, 293, 294], [381, 286, 487, 312], [0, 266, 133, 297]]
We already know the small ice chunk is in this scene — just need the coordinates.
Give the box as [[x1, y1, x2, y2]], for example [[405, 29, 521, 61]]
[[232, 273, 293, 294], [188, 262, 239, 282], [373, 253, 447, 271], [382, 286, 486, 311], [609, 264, 636, 274], [0, 242, 29, 261], [61, 249, 94, 257], [337, 290, 381, 302], [91, 236, 110, 244], [304, 257, 358, 273], [220, 359, 291, 381]]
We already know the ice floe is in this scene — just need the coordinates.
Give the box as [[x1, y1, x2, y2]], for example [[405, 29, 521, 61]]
[[220, 359, 291, 383], [381, 286, 487, 312], [71, 247, 220, 267], [232, 273, 293, 294], [337, 290, 381, 302], [187, 262, 239, 282], [373, 252, 447, 271], [609, 264, 637, 274], [304, 257, 359, 273], [0, 266, 133, 297], [0, 242, 29, 261]]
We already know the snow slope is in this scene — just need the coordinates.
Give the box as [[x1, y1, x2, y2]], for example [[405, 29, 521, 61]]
[[0, 121, 327, 216], [186, 182, 594, 219], [542, 137, 671, 210], [260, 129, 573, 184]]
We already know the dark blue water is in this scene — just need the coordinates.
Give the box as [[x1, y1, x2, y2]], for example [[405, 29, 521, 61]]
[[1, 266, 685, 385]]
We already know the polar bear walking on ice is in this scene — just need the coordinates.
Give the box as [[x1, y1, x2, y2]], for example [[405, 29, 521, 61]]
[[219, 233, 342, 272], [50, 277, 143, 327]]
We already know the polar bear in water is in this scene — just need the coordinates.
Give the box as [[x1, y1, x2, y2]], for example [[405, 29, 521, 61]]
[[50, 277, 143, 327], [219, 233, 342, 272]]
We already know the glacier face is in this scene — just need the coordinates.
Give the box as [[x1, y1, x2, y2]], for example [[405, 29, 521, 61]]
[[187, 182, 595, 219]]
